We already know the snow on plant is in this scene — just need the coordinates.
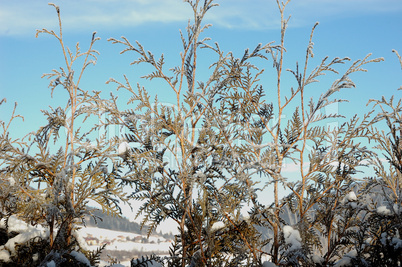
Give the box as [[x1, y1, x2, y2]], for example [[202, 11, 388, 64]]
[[311, 254, 324, 264], [118, 141, 130, 155], [345, 191, 357, 202], [377, 205, 391, 216], [210, 221, 225, 232], [262, 261, 277, 267], [282, 225, 302, 251], [340, 191, 358, 208], [70, 251, 92, 266], [334, 249, 357, 267], [0, 216, 49, 263]]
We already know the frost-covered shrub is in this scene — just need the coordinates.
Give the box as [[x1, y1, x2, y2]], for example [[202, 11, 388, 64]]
[[1, 0, 401, 266], [0, 3, 126, 266], [104, 0, 386, 263]]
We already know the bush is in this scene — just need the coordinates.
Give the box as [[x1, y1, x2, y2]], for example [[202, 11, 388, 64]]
[[1, 0, 401, 266]]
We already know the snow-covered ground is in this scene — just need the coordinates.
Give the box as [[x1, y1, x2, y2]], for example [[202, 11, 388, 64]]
[[77, 226, 172, 266]]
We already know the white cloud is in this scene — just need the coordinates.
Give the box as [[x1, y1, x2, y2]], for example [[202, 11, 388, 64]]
[[0, 2, 54, 36], [0, 0, 191, 36], [292, 0, 402, 15], [1, 0, 401, 36], [282, 160, 310, 173]]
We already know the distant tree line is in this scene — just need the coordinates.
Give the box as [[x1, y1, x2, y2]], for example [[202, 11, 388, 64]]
[[85, 209, 174, 240]]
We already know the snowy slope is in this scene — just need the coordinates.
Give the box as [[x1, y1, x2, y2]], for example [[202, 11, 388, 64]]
[[77, 226, 172, 264]]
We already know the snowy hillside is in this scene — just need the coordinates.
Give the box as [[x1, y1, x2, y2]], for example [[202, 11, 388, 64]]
[[78, 226, 172, 264]]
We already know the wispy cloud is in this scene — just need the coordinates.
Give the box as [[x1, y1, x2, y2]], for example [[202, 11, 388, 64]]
[[214, 0, 402, 30], [0, 0, 191, 36], [1, 0, 402, 37]]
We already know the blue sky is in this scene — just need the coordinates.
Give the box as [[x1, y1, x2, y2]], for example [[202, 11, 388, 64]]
[[1, 0, 401, 136]]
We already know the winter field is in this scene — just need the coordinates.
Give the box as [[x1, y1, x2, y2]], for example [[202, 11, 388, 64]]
[[78, 226, 172, 264], [0, 215, 170, 266], [0, 215, 273, 266]]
